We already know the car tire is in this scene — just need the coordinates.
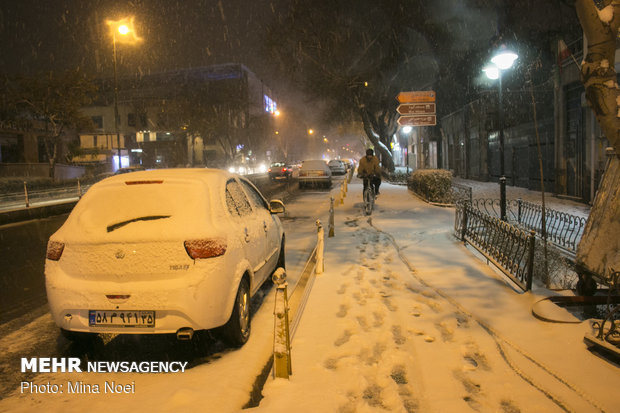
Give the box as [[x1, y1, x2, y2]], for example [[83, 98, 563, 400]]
[[219, 278, 251, 346], [276, 238, 286, 270]]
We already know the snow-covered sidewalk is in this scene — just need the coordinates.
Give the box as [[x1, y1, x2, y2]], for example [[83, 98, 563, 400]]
[[253, 180, 617, 413]]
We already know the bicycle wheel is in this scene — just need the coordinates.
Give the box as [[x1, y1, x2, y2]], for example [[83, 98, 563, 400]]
[[363, 187, 373, 215]]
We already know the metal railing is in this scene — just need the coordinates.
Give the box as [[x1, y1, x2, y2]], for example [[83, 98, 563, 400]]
[[456, 202, 535, 291], [468, 198, 586, 254], [0, 181, 92, 211]]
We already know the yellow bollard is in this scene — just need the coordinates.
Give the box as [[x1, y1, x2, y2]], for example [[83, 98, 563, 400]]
[[339, 184, 344, 205], [272, 268, 292, 379]]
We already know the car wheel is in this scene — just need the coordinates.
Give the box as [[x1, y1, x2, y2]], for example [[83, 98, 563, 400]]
[[219, 278, 251, 346], [276, 238, 286, 270]]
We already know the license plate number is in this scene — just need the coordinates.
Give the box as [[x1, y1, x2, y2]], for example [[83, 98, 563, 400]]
[[88, 310, 155, 327]]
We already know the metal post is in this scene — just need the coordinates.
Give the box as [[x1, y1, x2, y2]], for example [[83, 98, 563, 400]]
[[113, 33, 122, 170], [316, 220, 324, 274], [343, 176, 348, 194], [461, 204, 468, 243], [272, 268, 292, 379], [517, 198, 522, 224], [526, 230, 536, 291], [498, 71, 507, 221], [339, 184, 344, 205], [328, 197, 335, 238], [23, 181, 29, 208], [77, 178, 82, 198]]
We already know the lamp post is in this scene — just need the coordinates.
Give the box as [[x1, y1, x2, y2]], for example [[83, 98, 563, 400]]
[[483, 48, 518, 221], [107, 18, 140, 170]]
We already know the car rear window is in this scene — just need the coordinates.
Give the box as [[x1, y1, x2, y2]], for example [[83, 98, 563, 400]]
[[68, 181, 207, 236]]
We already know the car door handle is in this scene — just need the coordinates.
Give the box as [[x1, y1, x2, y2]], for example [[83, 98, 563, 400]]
[[244, 228, 250, 243]]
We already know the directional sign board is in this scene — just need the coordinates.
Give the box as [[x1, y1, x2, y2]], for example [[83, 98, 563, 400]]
[[397, 115, 436, 127], [397, 103, 436, 115], [396, 91, 436, 103]]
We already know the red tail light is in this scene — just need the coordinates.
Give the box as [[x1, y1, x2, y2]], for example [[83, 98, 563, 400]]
[[125, 180, 163, 185], [268, 168, 272, 172], [46, 240, 65, 261], [281, 168, 287, 172], [184, 239, 227, 259]]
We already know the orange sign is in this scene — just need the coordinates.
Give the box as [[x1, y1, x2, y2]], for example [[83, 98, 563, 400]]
[[396, 91, 436, 103]]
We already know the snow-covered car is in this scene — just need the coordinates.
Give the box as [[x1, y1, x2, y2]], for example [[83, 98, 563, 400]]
[[268, 162, 292, 180], [298, 160, 332, 188], [45, 168, 285, 347], [327, 159, 347, 175]]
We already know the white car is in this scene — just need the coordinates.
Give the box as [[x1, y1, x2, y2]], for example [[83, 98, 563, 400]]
[[298, 160, 332, 189], [327, 160, 347, 175], [45, 168, 285, 346]]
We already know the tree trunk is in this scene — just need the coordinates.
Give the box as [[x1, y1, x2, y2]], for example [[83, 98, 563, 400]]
[[575, 0, 620, 154], [574, 0, 620, 280]]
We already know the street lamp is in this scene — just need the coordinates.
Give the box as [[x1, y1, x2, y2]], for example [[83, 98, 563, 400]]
[[483, 48, 518, 221], [107, 17, 141, 170]]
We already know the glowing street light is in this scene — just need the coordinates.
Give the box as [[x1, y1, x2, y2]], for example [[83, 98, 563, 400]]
[[308, 129, 314, 135], [106, 17, 141, 169], [484, 47, 518, 221]]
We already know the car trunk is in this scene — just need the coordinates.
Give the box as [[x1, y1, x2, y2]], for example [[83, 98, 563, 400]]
[[55, 178, 223, 281]]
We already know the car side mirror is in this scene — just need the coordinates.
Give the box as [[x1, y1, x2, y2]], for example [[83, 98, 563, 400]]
[[269, 199, 285, 214]]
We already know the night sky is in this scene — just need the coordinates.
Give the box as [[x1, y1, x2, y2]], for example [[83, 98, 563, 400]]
[[0, 0, 281, 79]]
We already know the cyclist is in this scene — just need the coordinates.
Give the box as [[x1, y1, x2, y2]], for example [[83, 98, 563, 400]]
[[357, 148, 382, 195]]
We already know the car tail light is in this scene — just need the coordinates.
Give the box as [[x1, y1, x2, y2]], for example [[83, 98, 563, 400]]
[[125, 180, 163, 185], [281, 168, 287, 173], [46, 240, 65, 261], [184, 239, 227, 259], [106, 295, 130, 300], [268, 168, 272, 172]]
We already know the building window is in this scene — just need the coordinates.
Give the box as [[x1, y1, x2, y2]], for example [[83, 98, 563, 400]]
[[91, 116, 103, 129], [128, 113, 136, 127]]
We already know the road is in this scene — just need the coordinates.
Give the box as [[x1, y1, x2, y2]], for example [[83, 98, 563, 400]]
[[0, 174, 346, 399]]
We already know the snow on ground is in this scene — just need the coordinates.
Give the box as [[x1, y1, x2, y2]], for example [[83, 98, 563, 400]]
[[454, 177, 591, 219], [2, 179, 616, 413], [253, 180, 616, 412]]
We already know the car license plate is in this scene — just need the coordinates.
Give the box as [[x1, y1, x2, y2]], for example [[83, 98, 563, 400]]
[[88, 310, 155, 327]]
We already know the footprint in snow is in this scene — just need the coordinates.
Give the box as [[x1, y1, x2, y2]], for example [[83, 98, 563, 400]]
[[334, 330, 353, 347], [336, 304, 348, 318]]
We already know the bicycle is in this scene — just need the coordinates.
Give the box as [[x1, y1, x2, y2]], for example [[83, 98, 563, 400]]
[[361, 175, 376, 215]]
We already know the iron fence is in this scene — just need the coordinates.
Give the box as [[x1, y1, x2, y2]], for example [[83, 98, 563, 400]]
[[455, 202, 535, 291], [468, 198, 586, 254]]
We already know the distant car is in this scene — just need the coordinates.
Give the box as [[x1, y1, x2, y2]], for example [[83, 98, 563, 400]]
[[327, 160, 347, 175], [45, 168, 285, 347], [114, 166, 146, 174], [298, 160, 332, 189], [341, 159, 354, 171], [268, 162, 292, 180]]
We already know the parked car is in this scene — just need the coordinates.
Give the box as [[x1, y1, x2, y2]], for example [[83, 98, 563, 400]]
[[114, 165, 146, 174], [268, 162, 293, 180], [45, 168, 285, 347], [327, 159, 347, 175], [298, 160, 332, 188]]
